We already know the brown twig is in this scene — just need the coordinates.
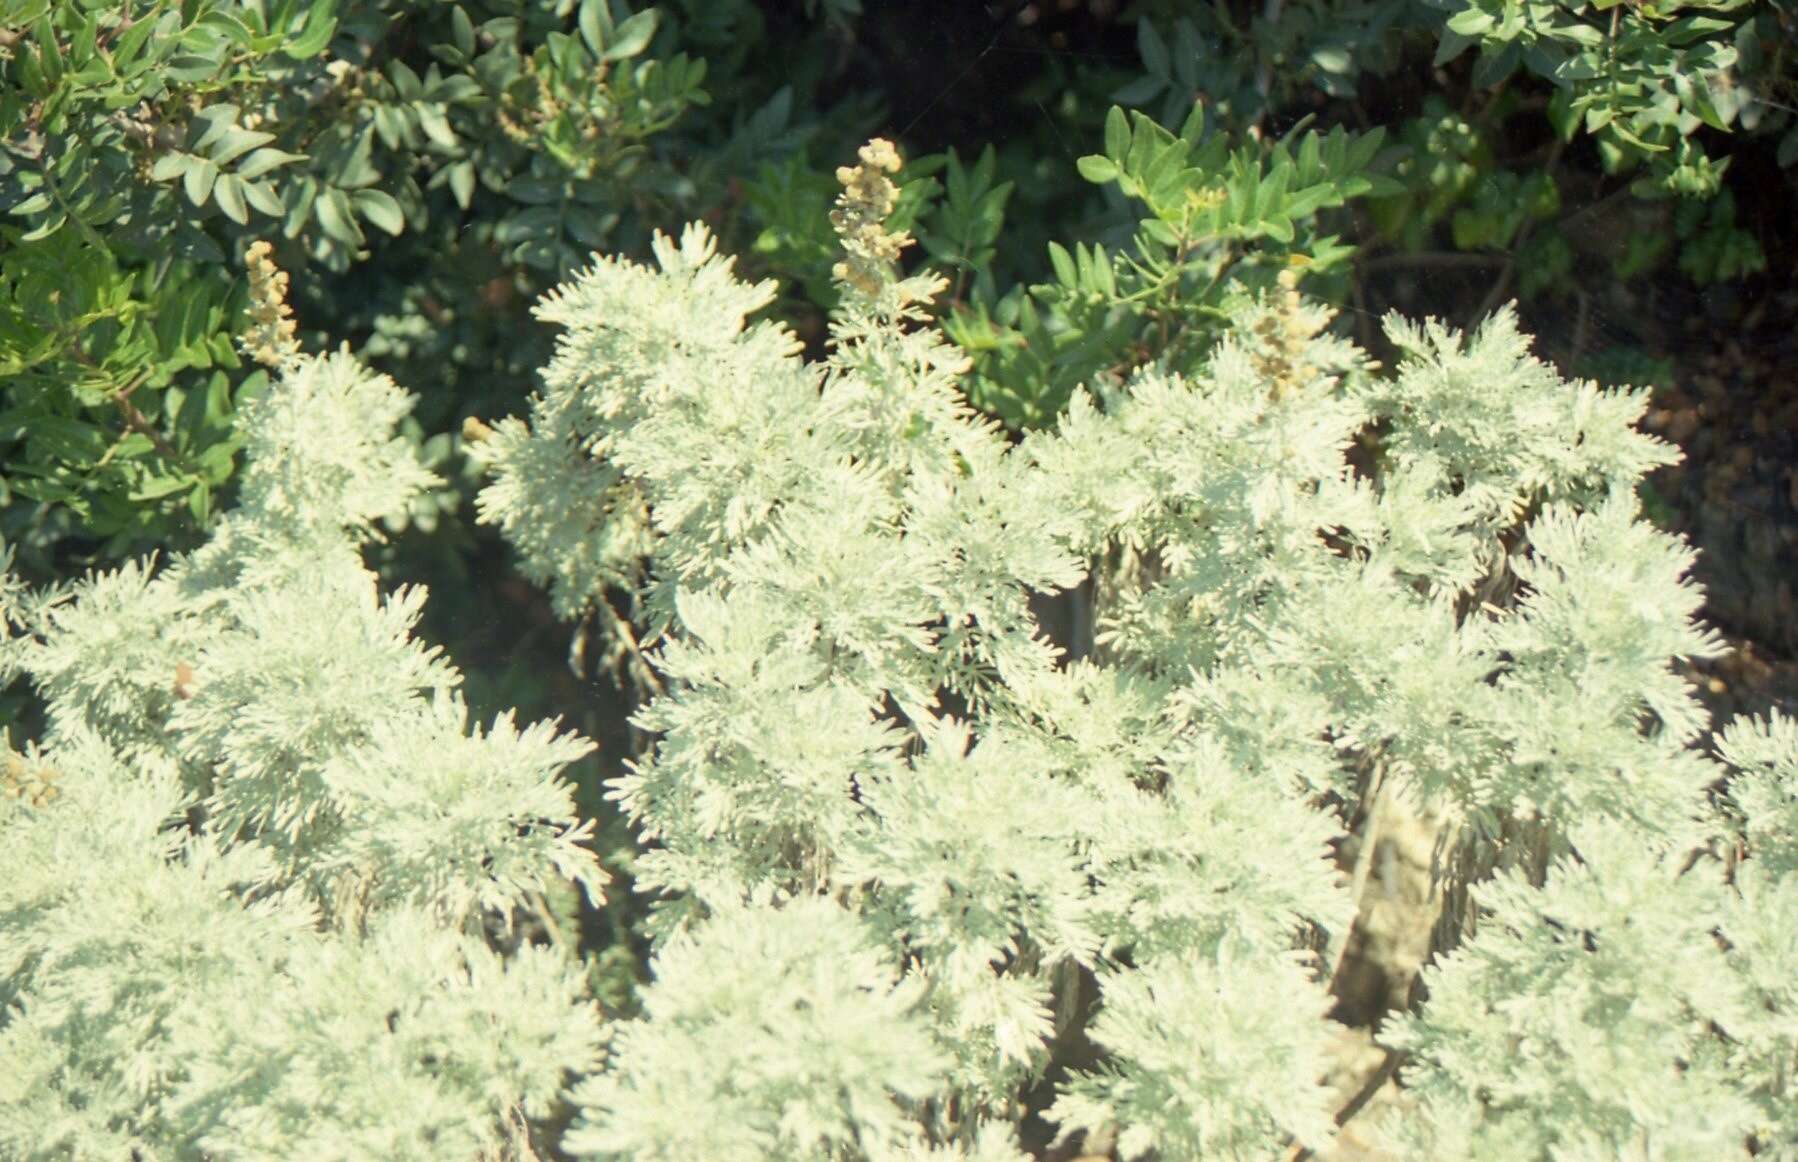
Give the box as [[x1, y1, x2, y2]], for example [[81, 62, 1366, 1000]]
[[109, 371, 185, 463], [62, 344, 188, 468]]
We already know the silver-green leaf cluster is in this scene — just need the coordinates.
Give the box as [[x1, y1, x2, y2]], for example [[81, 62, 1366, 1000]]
[[471, 144, 1795, 1158]]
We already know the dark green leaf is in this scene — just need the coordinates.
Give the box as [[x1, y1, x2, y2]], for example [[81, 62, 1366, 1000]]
[[208, 126, 277, 167], [1345, 126, 1384, 172], [1664, 15, 1732, 45], [32, 15, 63, 84], [1077, 155, 1119, 184], [183, 158, 218, 207], [1104, 105, 1129, 161], [389, 59, 423, 99], [1297, 131, 1321, 179], [171, 223, 225, 263], [283, 179, 317, 238], [565, 208, 618, 249], [152, 291, 185, 355], [234, 148, 306, 180], [68, 12, 96, 65], [242, 180, 284, 217], [1177, 100, 1205, 146], [8, 192, 53, 216], [416, 105, 457, 150], [163, 54, 224, 83], [1311, 45, 1352, 74], [1445, 8, 1494, 36], [1137, 19, 1169, 77], [450, 5, 477, 57], [15, 37, 47, 95], [27, 416, 107, 461], [315, 187, 362, 244], [1555, 23, 1602, 48], [546, 31, 587, 76], [110, 433, 156, 460], [194, 10, 252, 47], [1124, 112, 1167, 185], [12, 477, 81, 506], [113, 16, 158, 69], [507, 175, 564, 204], [282, 0, 337, 59], [19, 211, 64, 240], [498, 205, 562, 242], [1092, 246, 1116, 296], [132, 473, 193, 500], [1677, 71, 1730, 132], [213, 174, 248, 223], [1140, 217, 1179, 246], [1253, 162, 1291, 223], [428, 74, 481, 104], [447, 159, 476, 208], [195, 442, 236, 483], [375, 103, 412, 150], [149, 152, 190, 182], [1283, 186, 1331, 219], [353, 188, 404, 235], [1111, 72, 1163, 107], [1471, 43, 1520, 88], [578, 0, 607, 56]]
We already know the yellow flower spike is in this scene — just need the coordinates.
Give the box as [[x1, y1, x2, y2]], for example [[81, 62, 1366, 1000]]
[[830, 137, 911, 300], [242, 240, 301, 369]]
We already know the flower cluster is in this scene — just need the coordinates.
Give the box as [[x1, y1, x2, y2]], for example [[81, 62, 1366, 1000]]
[[830, 137, 910, 296], [241, 239, 300, 368], [0, 751, 61, 809], [1248, 266, 1328, 398]]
